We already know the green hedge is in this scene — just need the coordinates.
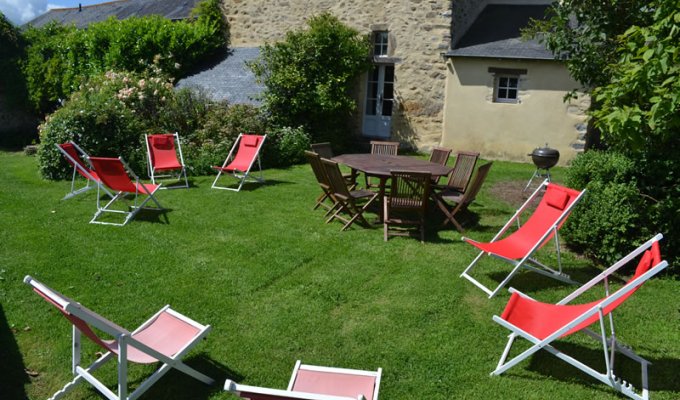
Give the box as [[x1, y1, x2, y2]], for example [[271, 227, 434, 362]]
[[22, 0, 228, 114]]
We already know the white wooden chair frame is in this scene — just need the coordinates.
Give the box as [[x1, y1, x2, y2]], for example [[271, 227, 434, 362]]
[[461, 179, 587, 298], [144, 132, 189, 189], [212, 133, 267, 191], [55, 142, 114, 200], [492, 234, 667, 400], [225, 360, 382, 400], [24, 276, 214, 400], [90, 157, 164, 227]]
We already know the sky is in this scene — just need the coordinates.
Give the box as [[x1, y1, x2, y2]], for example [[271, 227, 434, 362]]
[[0, 0, 108, 25]]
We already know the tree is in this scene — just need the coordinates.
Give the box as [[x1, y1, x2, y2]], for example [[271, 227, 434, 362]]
[[592, 1, 679, 152], [249, 13, 371, 147], [525, 0, 654, 148]]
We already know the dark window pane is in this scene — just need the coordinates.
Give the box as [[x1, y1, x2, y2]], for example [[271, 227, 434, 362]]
[[366, 100, 377, 115], [384, 66, 394, 82], [508, 78, 518, 88], [499, 77, 508, 87], [369, 83, 378, 98], [507, 89, 517, 99], [498, 89, 507, 98], [382, 100, 393, 116], [383, 83, 393, 100], [371, 68, 380, 80]]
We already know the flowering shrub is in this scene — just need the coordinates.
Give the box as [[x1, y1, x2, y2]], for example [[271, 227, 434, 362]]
[[38, 64, 310, 179]]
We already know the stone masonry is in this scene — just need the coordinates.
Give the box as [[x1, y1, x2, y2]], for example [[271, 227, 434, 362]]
[[222, 0, 454, 150]]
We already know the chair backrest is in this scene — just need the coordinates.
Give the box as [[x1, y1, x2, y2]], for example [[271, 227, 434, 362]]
[[229, 134, 266, 171], [57, 142, 97, 180], [89, 157, 138, 193], [305, 151, 331, 190], [520, 183, 583, 247], [460, 162, 493, 206], [147, 133, 181, 168], [310, 142, 334, 159], [388, 170, 431, 210], [429, 147, 451, 166], [369, 141, 398, 156], [445, 151, 479, 193], [289, 362, 381, 400], [24, 276, 126, 352], [321, 159, 352, 200]]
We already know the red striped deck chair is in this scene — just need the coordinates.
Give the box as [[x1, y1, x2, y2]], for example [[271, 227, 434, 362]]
[[145, 133, 189, 189], [225, 360, 382, 400], [24, 275, 214, 400], [88, 156, 164, 226], [461, 179, 586, 297], [212, 133, 267, 191], [55, 142, 113, 200], [492, 234, 667, 400]]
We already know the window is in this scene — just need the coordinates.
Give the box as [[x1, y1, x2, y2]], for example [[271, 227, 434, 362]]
[[488, 67, 526, 104], [373, 31, 389, 57], [495, 75, 519, 103]]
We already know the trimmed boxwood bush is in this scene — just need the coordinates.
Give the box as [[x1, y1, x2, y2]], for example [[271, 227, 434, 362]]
[[563, 151, 649, 266]]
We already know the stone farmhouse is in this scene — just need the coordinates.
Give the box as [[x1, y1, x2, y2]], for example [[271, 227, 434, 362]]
[[26, 0, 588, 164]]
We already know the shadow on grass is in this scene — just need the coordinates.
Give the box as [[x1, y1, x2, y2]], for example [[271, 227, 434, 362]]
[[212, 179, 293, 192], [0, 304, 29, 400], [117, 355, 242, 399], [522, 341, 680, 394]]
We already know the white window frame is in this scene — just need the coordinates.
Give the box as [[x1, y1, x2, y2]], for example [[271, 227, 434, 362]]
[[494, 75, 520, 103], [373, 31, 389, 57]]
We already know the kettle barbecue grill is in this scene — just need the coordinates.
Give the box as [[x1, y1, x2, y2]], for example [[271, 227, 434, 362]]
[[524, 144, 560, 191]]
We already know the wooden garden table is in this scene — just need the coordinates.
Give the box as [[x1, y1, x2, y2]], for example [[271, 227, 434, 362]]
[[332, 153, 453, 221]]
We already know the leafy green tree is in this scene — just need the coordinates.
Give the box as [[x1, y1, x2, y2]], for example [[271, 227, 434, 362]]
[[0, 12, 28, 108], [249, 13, 371, 147], [526, 0, 653, 148], [591, 1, 679, 152]]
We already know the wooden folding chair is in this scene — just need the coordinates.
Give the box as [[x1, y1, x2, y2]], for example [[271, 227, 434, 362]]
[[311, 143, 355, 184], [365, 141, 399, 190], [432, 162, 493, 232], [441, 150, 479, 193], [492, 234, 666, 400], [212, 133, 267, 191], [24, 275, 214, 400], [305, 150, 337, 214], [145, 133, 189, 189], [55, 142, 114, 200], [225, 360, 382, 400], [428, 147, 452, 184], [461, 180, 586, 297], [88, 156, 164, 226], [383, 170, 431, 242], [322, 159, 378, 231]]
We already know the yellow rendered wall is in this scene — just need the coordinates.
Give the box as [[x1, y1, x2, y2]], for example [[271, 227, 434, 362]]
[[442, 58, 589, 165]]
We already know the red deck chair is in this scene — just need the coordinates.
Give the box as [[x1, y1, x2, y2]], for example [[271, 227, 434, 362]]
[[492, 234, 666, 400], [24, 275, 214, 400], [89, 156, 164, 226], [55, 142, 114, 200], [212, 133, 267, 191], [145, 133, 189, 189], [225, 360, 382, 400], [461, 179, 586, 297]]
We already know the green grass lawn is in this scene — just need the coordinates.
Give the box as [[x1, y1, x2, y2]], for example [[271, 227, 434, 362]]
[[1, 150, 678, 400]]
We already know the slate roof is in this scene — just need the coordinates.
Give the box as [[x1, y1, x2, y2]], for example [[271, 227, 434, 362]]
[[446, 4, 554, 60], [25, 0, 201, 28], [176, 48, 264, 105]]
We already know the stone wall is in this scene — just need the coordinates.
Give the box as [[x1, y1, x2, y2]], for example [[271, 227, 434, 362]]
[[222, 0, 452, 150]]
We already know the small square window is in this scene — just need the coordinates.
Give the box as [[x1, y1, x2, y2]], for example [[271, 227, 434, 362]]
[[494, 75, 519, 103], [373, 31, 389, 57]]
